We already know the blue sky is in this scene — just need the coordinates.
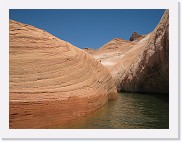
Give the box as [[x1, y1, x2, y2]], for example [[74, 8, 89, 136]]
[[10, 9, 165, 49]]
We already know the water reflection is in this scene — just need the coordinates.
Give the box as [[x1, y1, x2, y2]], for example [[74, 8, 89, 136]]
[[56, 93, 169, 129]]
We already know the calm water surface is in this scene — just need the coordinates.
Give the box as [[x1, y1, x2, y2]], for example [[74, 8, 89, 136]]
[[57, 93, 169, 129]]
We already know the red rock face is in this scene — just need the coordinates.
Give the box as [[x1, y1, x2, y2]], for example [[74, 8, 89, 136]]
[[9, 20, 118, 128]]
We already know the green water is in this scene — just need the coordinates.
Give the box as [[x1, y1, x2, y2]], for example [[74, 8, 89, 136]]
[[58, 93, 169, 129]]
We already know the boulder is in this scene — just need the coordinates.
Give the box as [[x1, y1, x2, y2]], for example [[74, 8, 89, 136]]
[[129, 32, 143, 41]]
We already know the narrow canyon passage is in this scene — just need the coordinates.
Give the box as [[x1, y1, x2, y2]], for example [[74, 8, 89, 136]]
[[9, 10, 169, 129]]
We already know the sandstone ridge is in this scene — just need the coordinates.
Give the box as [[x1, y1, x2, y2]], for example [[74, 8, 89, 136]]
[[9, 20, 118, 128]]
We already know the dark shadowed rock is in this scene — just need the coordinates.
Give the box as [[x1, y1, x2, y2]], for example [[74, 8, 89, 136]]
[[129, 32, 143, 41]]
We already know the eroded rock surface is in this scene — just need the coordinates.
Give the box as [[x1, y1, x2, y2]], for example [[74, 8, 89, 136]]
[[87, 38, 137, 71], [117, 10, 169, 93], [83, 47, 95, 54], [9, 20, 117, 128], [85, 10, 169, 94], [129, 32, 144, 41]]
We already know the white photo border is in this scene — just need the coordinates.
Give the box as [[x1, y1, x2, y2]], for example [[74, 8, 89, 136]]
[[0, 0, 179, 139]]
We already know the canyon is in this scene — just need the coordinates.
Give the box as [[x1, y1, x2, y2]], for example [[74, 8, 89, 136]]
[[9, 10, 169, 128]]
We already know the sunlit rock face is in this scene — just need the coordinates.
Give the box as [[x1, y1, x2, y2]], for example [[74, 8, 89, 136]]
[[83, 47, 95, 54], [117, 10, 169, 94], [85, 10, 169, 94], [9, 20, 118, 128], [84, 38, 137, 71]]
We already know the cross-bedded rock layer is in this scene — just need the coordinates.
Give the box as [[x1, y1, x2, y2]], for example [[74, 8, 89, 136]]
[[9, 20, 117, 128]]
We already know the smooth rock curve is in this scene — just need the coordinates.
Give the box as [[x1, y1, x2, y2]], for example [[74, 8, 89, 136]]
[[9, 20, 118, 128]]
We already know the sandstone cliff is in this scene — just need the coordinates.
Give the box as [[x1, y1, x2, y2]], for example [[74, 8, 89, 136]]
[[85, 10, 169, 94], [116, 10, 169, 93], [9, 20, 117, 128]]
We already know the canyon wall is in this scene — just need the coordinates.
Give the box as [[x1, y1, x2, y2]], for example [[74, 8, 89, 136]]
[[85, 10, 169, 94], [117, 10, 169, 93], [9, 20, 118, 128]]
